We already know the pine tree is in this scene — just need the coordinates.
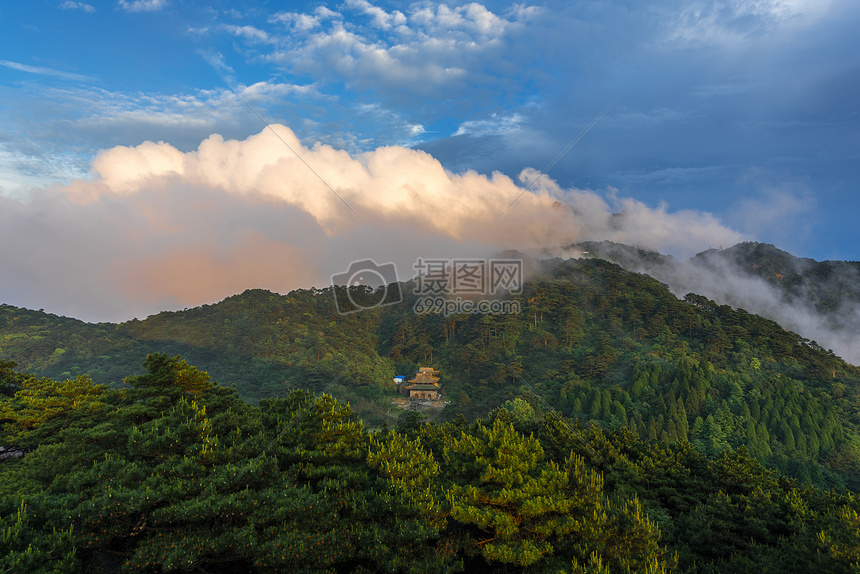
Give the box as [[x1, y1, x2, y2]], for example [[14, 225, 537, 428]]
[[0, 501, 78, 574], [756, 422, 773, 457], [667, 420, 678, 443], [796, 431, 808, 456], [590, 392, 602, 419], [807, 429, 820, 458], [601, 390, 612, 421], [691, 416, 706, 451], [613, 401, 628, 426], [442, 419, 671, 571], [781, 421, 796, 451], [675, 401, 689, 440], [818, 506, 860, 568], [745, 419, 760, 457], [0, 374, 106, 439], [632, 374, 648, 398]]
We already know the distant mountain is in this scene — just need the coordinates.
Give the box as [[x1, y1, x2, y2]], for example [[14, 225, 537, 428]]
[[565, 241, 860, 365], [568, 240, 678, 272], [693, 242, 860, 319]]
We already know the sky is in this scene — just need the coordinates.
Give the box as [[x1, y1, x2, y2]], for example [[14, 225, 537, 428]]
[[1, 0, 859, 323]]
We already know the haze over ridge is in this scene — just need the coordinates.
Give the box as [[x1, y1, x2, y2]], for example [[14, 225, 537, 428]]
[[562, 241, 860, 365]]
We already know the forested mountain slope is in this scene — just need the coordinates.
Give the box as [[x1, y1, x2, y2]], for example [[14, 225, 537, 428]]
[[1, 357, 859, 573], [569, 241, 860, 319], [570, 240, 860, 363], [693, 242, 860, 320], [2, 256, 860, 489]]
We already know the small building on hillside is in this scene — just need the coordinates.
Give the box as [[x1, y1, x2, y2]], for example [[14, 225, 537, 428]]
[[406, 383, 441, 400], [402, 367, 442, 400]]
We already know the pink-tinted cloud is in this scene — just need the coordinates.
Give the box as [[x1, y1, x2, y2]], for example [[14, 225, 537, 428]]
[[0, 125, 744, 322]]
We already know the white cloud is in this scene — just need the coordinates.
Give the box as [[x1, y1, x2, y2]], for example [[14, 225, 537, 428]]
[[117, 0, 167, 13], [577, 242, 860, 364], [523, 173, 745, 258], [409, 2, 509, 37], [64, 81, 316, 129], [186, 26, 210, 37], [223, 24, 271, 44], [0, 60, 93, 82], [351, 103, 428, 145], [661, 0, 839, 47], [269, 7, 339, 31], [345, 0, 406, 29], [0, 125, 744, 322], [454, 113, 524, 137], [222, 8, 245, 20], [59, 1, 95, 13], [196, 50, 233, 84], [257, 1, 539, 94], [0, 144, 88, 198], [0, 81, 322, 194]]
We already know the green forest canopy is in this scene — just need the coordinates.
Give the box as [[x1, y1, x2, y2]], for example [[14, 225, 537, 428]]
[[1, 354, 859, 573], [2, 257, 858, 491]]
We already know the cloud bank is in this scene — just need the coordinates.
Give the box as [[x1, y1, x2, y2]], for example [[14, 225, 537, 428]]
[[0, 125, 744, 322]]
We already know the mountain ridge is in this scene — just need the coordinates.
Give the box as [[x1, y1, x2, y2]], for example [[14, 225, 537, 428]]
[[2, 244, 860, 489], [565, 240, 860, 364]]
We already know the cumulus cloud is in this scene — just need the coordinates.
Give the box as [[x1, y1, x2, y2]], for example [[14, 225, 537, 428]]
[[59, 1, 95, 13], [269, 6, 340, 31], [0, 80, 322, 193], [117, 0, 167, 13], [524, 177, 744, 257], [344, 0, 406, 30], [222, 24, 271, 44], [262, 1, 539, 95], [0, 125, 743, 322]]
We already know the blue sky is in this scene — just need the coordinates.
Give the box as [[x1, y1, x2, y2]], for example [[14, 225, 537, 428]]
[[1, 0, 859, 321]]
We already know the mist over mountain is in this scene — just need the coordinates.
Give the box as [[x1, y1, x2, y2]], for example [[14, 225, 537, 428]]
[[558, 241, 860, 365]]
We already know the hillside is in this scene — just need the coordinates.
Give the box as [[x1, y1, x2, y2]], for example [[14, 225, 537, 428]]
[[2, 254, 860, 490], [4, 359, 860, 573], [568, 241, 860, 364], [693, 242, 860, 321]]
